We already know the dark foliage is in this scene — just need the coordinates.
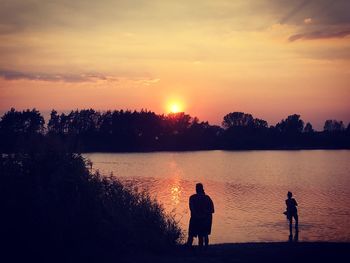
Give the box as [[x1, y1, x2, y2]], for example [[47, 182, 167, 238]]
[[0, 150, 182, 262], [323, 120, 345, 132], [304, 122, 314, 133], [0, 108, 45, 152], [276, 114, 304, 134], [0, 108, 349, 152]]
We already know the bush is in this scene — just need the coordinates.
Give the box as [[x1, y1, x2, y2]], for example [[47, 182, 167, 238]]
[[0, 151, 182, 262]]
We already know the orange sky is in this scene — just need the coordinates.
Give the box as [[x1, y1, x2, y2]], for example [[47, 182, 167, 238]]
[[0, 0, 349, 129]]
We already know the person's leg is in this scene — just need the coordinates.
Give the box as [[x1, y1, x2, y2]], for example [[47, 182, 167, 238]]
[[187, 235, 194, 247], [188, 217, 194, 247], [289, 217, 293, 236], [198, 236, 204, 247], [204, 235, 209, 247], [294, 228, 299, 242], [294, 214, 299, 232]]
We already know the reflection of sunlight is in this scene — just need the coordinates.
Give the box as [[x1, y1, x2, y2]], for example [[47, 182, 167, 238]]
[[171, 184, 182, 205], [168, 160, 183, 207]]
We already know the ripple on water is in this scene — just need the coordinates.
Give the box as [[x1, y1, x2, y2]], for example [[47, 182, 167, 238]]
[[84, 150, 350, 243]]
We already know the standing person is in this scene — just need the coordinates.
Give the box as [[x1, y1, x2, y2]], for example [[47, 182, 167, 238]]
[[187, 183, 214, 248], [285, 191, 299, 241]]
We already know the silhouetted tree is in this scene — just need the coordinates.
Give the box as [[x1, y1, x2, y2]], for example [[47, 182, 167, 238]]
[[253, 118, 268, 129], [165, 112, 192, 133], [304, 122, 314, 133], [222, 112, 254, 129], [1, 108, 349, 152], [0, 108, 44, 134], [276, 114, 304, 134], [222, 112, 268, 130], [221, 112, 270, 149], [324, 120, 345, 132], [47, 109, 62, 134], [0, 108, 45, 152]]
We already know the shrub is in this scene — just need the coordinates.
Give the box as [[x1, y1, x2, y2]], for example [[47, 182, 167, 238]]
[[0, 151, 182, 261]]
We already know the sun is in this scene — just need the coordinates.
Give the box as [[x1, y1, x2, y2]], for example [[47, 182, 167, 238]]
[[165, 97, 185, 114], [167, 101, 183, 113], [169, 103, 181, 113]]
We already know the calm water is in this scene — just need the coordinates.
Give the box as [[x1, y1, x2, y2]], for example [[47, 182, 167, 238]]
[[84, 150, 350, 243]]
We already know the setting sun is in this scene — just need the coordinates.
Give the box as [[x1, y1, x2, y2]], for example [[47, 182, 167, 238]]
[[168, 102, 182, 113]]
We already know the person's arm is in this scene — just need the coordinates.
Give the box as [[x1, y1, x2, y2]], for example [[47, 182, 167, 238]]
[[189, 196, 193, 212], [209, 197, 214, 214], [293, 199, 298, 206]]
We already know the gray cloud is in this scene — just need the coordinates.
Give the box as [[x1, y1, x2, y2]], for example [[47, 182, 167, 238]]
[[271, 0, 350, 43], [289, 29, 350, 41], [0, 69, 109, 82], [1, 0, 349, 35], [279, 0, 311, 24], [0, 69, 161, 85], [272, 0, 350, 25]]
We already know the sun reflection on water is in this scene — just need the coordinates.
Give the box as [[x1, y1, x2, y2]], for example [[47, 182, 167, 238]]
[[168, 160, 183, 207], [171, 184, 182, 205]]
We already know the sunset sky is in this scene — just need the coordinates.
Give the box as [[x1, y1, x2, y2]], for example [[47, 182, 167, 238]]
[[0, 0, 349, 129]]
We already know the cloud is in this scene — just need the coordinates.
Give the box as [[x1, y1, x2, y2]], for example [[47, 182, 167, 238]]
[[0, 69, 161, 87], [1, 0, 349, 38], [289, 29, 350, 41], [279, 0, 311, 24], [273, 0, 350, 26], [304, 18, 312, 24], [275, 0, 350, 43], [0, 69, 109, 82], [135, 78, 160, 86]]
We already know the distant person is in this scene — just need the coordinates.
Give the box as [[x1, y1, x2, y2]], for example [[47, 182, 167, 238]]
[[284, 191, 298, 241], [187, 183, 214, 248]]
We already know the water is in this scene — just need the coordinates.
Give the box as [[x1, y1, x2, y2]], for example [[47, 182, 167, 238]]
[[84, 150, 350, 243]]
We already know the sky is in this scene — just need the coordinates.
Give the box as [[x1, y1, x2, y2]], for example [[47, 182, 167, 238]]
[[0, 0, 349, 129]]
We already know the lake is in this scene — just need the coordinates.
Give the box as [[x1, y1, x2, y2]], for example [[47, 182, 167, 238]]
[[84, 150, 350, 243]]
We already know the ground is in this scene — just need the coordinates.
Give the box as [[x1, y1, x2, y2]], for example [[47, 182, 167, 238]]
[[123, 242, 350, 263]]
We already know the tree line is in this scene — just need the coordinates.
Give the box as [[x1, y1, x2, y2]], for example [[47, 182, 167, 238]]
[[0, 108, 349, 152]]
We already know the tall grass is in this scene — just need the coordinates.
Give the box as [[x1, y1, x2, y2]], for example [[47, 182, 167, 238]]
[[0, 150, 182, 261]]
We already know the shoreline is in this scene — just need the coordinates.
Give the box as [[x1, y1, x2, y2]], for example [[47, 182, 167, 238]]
[[124, 242, 350, 263], [82, 148, 350, 154]]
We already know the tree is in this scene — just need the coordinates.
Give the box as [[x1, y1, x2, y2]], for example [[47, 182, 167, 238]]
[[276, 114, 304, 134], [253, 118, 268, 129], [304, 122, 314, 133], [0, 108, 45, 152], [222, 112, 254, 129], [222, 112, 268, 130], [0, 108, 44, 135], [165, 112, 193, 134], [48, 110, 61, 134], [72, 109, 100, 135], [323, 120, 345, 132]]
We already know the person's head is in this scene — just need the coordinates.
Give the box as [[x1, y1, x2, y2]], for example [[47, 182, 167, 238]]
[[287, 191, 293, 198], [196, 183, 205, 194]]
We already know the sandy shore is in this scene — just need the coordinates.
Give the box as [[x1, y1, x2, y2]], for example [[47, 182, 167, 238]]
[[123, 242, 350, 263]]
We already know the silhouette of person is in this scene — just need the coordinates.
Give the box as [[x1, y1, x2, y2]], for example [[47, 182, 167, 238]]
[[187, 183, 214, 248], [285, 191, 299, 241]]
